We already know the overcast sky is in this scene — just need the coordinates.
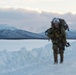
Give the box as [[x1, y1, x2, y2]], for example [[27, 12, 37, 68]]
[[0, 0, 76, 14], [0, 0, 76, 33]]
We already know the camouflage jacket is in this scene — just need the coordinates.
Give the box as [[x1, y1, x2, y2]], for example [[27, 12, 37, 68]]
[[46, 28, 66, 44]]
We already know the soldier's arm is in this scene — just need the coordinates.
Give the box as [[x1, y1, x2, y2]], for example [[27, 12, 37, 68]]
[[45, 28, 54, 39], [61, 28, 67, 43]]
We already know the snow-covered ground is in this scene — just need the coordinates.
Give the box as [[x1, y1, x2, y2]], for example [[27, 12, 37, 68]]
[[0, 40, 76, 75]]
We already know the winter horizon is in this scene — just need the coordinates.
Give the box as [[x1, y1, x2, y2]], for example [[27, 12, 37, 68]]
[[0, 1, 76, 75]]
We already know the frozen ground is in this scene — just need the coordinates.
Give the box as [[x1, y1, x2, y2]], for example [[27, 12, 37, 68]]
[[0, 40, 76, 75]]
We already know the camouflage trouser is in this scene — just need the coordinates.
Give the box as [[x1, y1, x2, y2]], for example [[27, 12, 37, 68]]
[[52, 43, 65, 63], [52, 43, 65, 54]]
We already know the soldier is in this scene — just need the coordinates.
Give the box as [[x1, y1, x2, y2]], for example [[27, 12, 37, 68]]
[[45, 18, 70, 64]]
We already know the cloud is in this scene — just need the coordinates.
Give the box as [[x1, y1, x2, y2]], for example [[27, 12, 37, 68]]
[[0, 0, 36, 3], [49, 0, 61, 1], [0, 8, 76, 33]]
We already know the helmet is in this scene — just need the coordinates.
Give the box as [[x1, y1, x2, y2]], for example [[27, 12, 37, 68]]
[[52, 18, 60, 23]]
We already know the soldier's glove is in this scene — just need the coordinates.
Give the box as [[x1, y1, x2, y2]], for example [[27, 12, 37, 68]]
[[65, 42, 70, 47]]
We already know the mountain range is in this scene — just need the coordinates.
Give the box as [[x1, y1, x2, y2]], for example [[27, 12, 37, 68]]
[[0, 24, 76, 39], [0, 24, 44, 39]]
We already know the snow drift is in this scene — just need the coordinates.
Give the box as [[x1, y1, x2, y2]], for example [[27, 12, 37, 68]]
[[0, 40, 76, 75]]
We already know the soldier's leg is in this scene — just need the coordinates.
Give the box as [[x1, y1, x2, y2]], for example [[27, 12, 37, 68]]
[[54, 53, 58, 64], [52, 44, 58, 64], [60, 53, 64, 63], [59, 47, 64, 63]]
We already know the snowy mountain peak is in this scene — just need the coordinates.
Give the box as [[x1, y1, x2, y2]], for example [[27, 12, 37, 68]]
[[0, 24, 45, 39], [0, 24, 16, 30]]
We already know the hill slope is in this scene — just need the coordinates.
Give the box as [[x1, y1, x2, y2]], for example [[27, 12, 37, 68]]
[[0, 25, 44, 39]]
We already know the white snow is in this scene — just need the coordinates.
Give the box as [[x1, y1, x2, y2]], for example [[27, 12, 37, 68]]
[[0, 40, 76, 75]]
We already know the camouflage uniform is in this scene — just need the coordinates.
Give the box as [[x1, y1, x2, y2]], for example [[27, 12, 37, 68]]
[[45, 18, 69, 64], [49, 28, 66, 64]]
